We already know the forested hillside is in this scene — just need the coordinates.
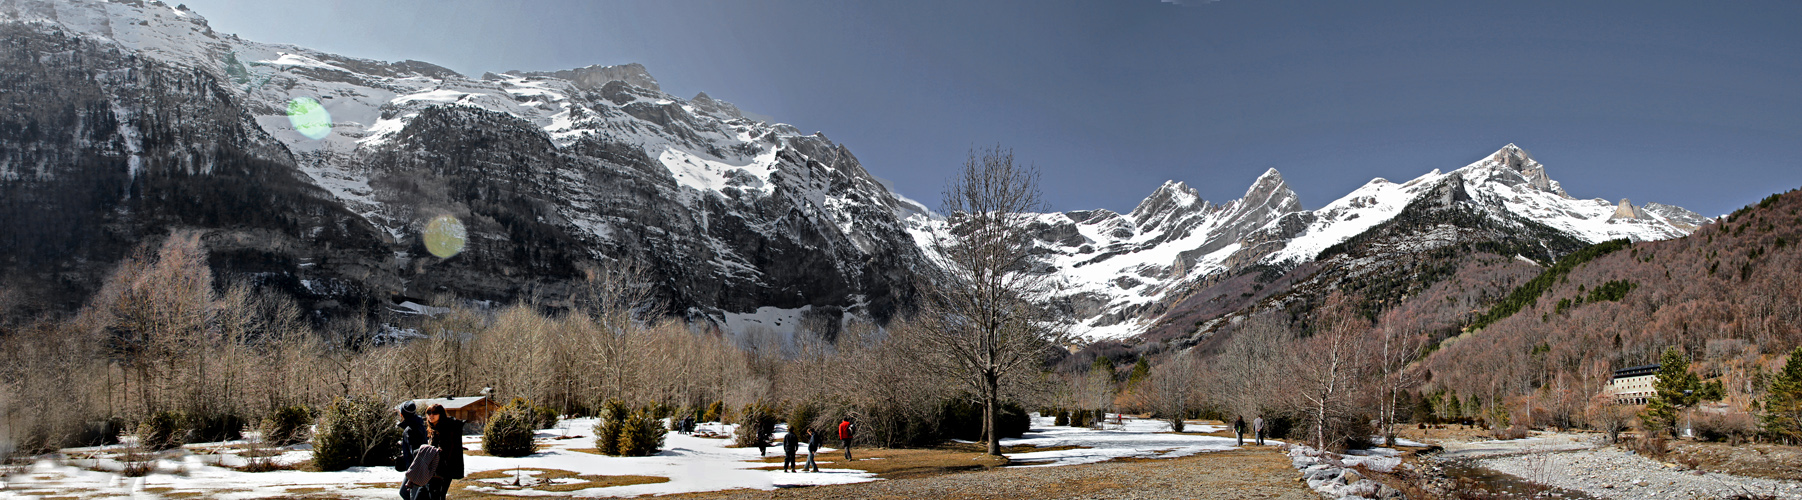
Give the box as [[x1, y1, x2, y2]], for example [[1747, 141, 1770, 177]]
[[1416, 187, 1802, 427]]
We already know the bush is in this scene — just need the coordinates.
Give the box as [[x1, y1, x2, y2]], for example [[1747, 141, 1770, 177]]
[[734, 403, 779, 448], [1694, 411, 1758, 444], [137, 411, 186, 451], [531, 405, 559, 430], [1625, 435, 1669, 459], [787, 402, 819, 438], [668, 407, 692, 432], [594, 399, 629, 456], [484, 400, 539, 457], [1054, 410, 1070, 427], [187, 412, 247, 444], [939, 399, 1029, 441], [1317, 415, 1376, 452], [618, 409, 667, 456], [703, 401, 724, 423], [312, 396, 400, 472], [260, 406, 312, 446], [593, 399, 666, 457]]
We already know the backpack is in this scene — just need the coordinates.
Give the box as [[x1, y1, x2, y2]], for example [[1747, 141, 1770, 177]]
[[405, 444, 441, 486]]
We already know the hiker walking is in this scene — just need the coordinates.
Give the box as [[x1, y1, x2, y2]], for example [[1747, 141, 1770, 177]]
[[837, 417, 855, 461], [1234, 416, 1246, 446], [395, 402, 429, 500], [423, 404, 465, 500], [781, 427, 800, 472], [1253, 416, 1266, 445], [756, 426, 771, 456], [805, 429, 823, 472]]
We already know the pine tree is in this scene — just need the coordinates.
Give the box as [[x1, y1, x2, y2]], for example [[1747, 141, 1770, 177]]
[[1762, 346, 1802, 444], [1126, 358, 1151, 390], [1643, 347, 1701, 437]]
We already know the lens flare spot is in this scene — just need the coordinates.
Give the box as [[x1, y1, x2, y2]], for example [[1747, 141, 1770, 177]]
[[423, 215, 467, 258], [286, 96, 332, 140]]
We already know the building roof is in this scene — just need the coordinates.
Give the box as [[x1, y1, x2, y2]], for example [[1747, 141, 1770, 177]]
[[413, 396, 491, 411], [1613, 364, 1660, 379]]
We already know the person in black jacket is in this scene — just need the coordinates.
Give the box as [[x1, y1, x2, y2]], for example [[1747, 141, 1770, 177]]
[[423, 404, 465, 500], [395, 402, 429, 500], [804, 429, 822, 472], [781, 429, 800, 473]]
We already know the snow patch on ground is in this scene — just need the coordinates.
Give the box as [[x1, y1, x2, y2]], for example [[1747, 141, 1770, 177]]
[[1003, 415, 1244, 467]]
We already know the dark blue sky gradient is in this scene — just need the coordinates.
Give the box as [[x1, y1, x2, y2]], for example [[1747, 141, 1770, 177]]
[[182, 0, 1802, 216]]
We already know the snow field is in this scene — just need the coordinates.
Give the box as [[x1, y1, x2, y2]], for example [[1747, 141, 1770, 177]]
[[3, 414, 1267, 498], [1002, 414, 1249, 467]]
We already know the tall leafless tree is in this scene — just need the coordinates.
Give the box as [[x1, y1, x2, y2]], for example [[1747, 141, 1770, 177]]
[[1373, 307, 1429, 446], [1299, 292, 1369, 451], [915, 146, 1068, 456]]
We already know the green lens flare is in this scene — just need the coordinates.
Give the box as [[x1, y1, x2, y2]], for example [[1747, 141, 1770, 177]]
[[423, 215, 467, 258], [286, 97, 332, 140]]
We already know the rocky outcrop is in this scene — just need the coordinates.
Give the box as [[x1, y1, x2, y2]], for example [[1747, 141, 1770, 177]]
[[1610, 198, 1649, 220], [505, 63, 661, 92]]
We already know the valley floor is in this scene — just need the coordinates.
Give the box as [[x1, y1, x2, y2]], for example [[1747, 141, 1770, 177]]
[[0, 416, 1312, 499]]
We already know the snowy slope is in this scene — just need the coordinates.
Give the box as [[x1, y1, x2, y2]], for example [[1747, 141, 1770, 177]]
[[1027, 144, 1709, 340]]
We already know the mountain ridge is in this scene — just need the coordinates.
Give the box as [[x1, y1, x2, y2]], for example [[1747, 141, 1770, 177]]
[[0, 0, 1715, 341]]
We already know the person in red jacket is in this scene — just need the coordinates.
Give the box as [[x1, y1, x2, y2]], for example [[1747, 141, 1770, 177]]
[[837, 417, 855, 461]]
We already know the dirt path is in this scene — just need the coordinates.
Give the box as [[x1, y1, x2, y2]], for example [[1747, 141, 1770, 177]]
[[664, 448, 1315, 500]]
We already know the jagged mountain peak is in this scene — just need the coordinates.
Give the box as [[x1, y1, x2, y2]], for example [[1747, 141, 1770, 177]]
[[1243, 167, 1300, 209], [1459, 143, 1568, 198], [1132, 180, 1204, 218]]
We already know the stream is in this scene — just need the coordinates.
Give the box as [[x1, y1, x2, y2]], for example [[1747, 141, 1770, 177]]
[[1434, 459, 1601, 499]]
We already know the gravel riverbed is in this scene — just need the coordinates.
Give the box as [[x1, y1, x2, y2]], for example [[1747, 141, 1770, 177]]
[[1480, 448, 1802, 499]]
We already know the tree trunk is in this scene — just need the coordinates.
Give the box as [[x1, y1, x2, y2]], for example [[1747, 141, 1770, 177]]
[[985, 371, 1001, 456]]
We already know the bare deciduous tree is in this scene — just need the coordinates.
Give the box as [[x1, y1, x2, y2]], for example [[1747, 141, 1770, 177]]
[[1145, 351, 1200, 432], [1372, 307, 1430, 446], [1299, 292, 1369, 451], [915, 146, 1068, 456], [1219, 313, 1293, 421]]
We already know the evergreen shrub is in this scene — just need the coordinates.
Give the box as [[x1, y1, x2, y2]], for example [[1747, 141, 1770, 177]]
[[261, 405, 312, 446], [137, 411, 186, 451], [311, 397, 399, 471], [734, 403, 779, 449], [483, 399, 538, 457], [593, 399, 666, 456]]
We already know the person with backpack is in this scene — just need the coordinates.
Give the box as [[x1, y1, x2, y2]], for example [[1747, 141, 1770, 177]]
[[781, 427, 800, 472], [1253, 416, 1266, 446], [423, 404, 465, 500], [837, 417, 855, 461], [1234, 416, 1246, 446], [804, 428, 822, 472], [395, 402, 429, 500]]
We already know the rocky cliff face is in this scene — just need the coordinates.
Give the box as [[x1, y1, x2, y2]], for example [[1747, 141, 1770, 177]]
[[0, 0, 927, 329]]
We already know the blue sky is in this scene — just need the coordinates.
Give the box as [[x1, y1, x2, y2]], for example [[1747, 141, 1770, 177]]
[[182, 0, 1802, 216]]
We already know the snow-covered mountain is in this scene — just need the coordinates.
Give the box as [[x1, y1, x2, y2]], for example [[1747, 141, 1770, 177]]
[[1027, 144, 1710, 339], [0, 0, 1711, 340], [0, 0, 929, 329]]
